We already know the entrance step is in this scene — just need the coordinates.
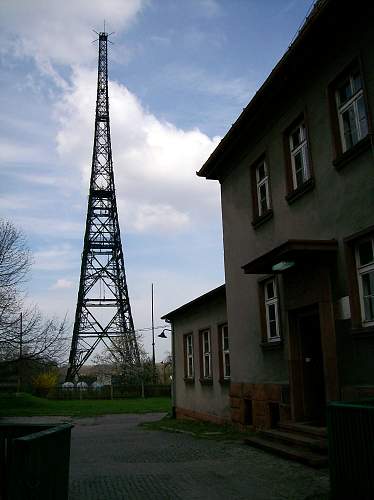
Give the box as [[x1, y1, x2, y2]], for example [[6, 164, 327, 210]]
[[258, 428, 327, 452], [278, 421, 327, 438], [244, 435, 328, 468]]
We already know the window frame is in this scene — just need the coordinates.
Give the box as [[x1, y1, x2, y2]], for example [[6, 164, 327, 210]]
[[328, 57, 371, 167], [344, 226, 374, 333], [250, 154, 273, 228], [283, 112, 314, 202], [183, 332, 194, 380], [199, 328, 212, 381], [218, 323, 230, 382], [258, 276, 282, 345], [355, 237, 374, 327]]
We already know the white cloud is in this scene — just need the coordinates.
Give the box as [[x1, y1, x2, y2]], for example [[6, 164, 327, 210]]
[[51, 278, 74, 289], [0, 0, 144, 70], [33, 245, 78, 271], [55, 67, 221, 235]]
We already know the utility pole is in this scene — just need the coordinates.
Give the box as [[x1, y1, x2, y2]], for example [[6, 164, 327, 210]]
[[66, 31, 140, 382], [151, 283, 156, 383], [17, 312, 23, 393]]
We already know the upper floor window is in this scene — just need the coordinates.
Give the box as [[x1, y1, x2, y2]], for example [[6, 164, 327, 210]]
[[335, 70, 368, 153], [356, 238, 374, 326], [219, 323, 230, 380], [264, 278, 280, 342], [255, 161, 271, 216], [200, 329, 212, 379], [184, 333, 194, 379], [289, 122, 311, 190]]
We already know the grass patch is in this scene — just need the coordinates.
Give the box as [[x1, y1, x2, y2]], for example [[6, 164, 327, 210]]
[[0, 393, 171, 417], [141, 416, 254, 442]]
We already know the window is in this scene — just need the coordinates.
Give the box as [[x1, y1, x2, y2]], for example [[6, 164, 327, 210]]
[[335, 69, 368, 153], [356, 238, 374, 326], [199, 329, 212, 379], [184, 333, 194, 379], [288, 121, 311, 190], [219, 324, 230, 380], [255, 161, 271, 216], [264, 278, 280, 341]]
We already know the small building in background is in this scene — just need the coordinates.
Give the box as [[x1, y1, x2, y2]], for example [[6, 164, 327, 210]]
[[162, 285, 230, 423]]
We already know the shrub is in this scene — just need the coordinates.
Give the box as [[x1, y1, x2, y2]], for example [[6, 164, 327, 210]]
[[32, 370, 59, 397]]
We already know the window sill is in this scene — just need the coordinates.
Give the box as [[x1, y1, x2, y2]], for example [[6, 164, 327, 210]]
[[219, 378, 231, 385], [252, 209, 273, 230], [260, 339, 283, 350], [333, 135, 371, 170], [350, 325, 374, 337], [199, 378, 213, 386], [285, 178, 315, 205], [184, 377, 195, 385]]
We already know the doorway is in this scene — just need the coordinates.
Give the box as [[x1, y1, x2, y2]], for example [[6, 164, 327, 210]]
[[289, 306, 326, 423]]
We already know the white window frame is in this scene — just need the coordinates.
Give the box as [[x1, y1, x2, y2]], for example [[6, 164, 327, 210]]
[[220, 324, 230, 380], [255, 161, 271, 216], [186, 334, 194, 378], [264, 278, 280, 342], [289, 122, 310, 190], [356, 238, 374, 327], [201, 329, 212, 378], [336, 71, 368, 153]]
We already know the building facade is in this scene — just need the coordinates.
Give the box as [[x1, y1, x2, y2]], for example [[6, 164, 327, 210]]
[[198, 0, 374, 428], [162, 285, 230, 423]]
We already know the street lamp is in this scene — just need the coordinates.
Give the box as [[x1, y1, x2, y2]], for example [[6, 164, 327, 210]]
[[158, 328, 171, 339]]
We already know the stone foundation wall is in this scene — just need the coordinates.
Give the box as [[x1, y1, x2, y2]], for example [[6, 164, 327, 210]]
[[229, 382, 291, 429], [175, 407, 230, 425]]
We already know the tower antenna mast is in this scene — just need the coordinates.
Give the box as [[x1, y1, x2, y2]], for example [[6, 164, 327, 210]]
[[66, 30, 140, 381]]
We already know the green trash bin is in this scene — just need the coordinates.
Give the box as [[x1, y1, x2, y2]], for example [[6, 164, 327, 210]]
[[0, 423, 73, 500], [328, 400, 374, 500]]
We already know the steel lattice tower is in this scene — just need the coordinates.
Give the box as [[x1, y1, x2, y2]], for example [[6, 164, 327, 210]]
[[66, 32, 140, 382]]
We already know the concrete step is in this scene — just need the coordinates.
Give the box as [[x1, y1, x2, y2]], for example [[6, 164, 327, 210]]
[[259, 428, 327, 452], [244, 435, 328, 468], [278, 421, 327, 438]]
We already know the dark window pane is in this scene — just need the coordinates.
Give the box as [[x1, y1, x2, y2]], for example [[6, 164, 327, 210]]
[[363, 272, 374, 297], [268, 303, 276, 322], [352, 73, 362, 93], [357, 96, 368, 138], [257, 163, 266, 181], [205, 355, 210, 377], [291, 128, 301, 149], [269, 320, 277, 338], [266, 281, 274, 299], [342, 106, 358, 149], [338, 79, 352, 104], [224, 353, 230, 377], [358, 241, 373, 266]]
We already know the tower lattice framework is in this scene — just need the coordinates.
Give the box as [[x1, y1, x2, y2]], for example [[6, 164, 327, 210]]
[[66, 32, 140, 382]]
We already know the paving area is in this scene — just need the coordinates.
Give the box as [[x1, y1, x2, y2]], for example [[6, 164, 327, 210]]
[[3, 413, 330, 499]]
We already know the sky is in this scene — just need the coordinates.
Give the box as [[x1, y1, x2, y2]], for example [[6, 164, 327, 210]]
[[0, 0, 315, 363]]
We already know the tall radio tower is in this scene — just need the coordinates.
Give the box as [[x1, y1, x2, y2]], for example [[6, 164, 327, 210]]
[[66, 31, 140, 382]]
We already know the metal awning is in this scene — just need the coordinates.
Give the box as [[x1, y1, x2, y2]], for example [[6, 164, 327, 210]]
[[242, 239, 338, 274]]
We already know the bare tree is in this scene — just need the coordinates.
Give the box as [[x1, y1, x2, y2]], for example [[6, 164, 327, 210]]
[[0, 219, 68, 365]]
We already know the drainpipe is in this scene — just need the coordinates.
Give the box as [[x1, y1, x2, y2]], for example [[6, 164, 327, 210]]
[[167, 319, 176, 419]]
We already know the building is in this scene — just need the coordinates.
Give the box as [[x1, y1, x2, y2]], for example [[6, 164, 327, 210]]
[[195, 0, 374, 429], [162, 285, 230, 423]]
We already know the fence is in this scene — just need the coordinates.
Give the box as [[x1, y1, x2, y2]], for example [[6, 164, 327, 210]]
[[0, 423, 73, 500], [50, 383, 171, 400], [328, 400, 374, 500]]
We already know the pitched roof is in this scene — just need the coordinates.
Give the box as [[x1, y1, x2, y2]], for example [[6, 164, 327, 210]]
[[161, 284, 225, 320], [197, 0, 330, 180]]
